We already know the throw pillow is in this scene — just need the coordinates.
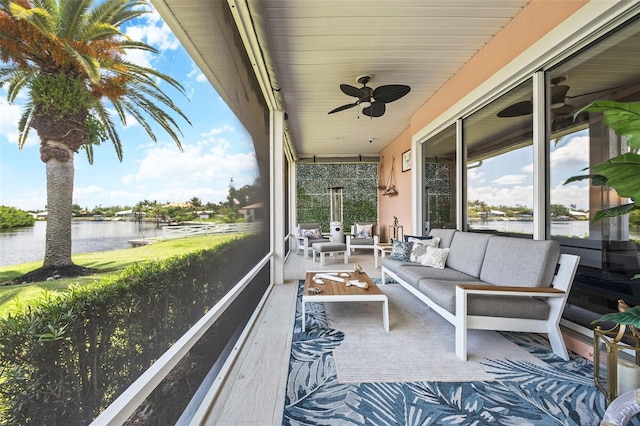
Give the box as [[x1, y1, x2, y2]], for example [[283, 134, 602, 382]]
[[389, 239, 413, 261], [408, 237, 440, 263], [355, 223, 373, 238], [301, 227, 322, 239], [403, 235, 433, 242], [422, 246, 450, 269]]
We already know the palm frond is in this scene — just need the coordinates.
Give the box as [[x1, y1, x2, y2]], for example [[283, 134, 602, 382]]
[[6, 72, 32, 103], [109, 1, 149, 27], [9, 2, 55, 35], [94, 101, 123, 161], [82, 142, 95, 164], [59, 0, 92, 39], [80, 22, 122, 42], [17, 103, 35, 149], [65, 45, 101, 82]]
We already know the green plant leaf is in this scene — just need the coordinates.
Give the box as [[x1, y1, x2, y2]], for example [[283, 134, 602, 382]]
[[575, 101, 640, 149], [594, 305, 640, 328], [563, 174, 608, 186], [593, 203, 637, 222], [592, 153, 640, 206]]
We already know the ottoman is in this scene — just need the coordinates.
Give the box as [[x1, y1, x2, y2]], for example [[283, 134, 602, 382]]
[[312, 242, 348, 266]]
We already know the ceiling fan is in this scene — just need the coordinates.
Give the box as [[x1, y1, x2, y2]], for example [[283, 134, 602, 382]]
[[328, 74, 411, 118], [496, 76, 617, 118]]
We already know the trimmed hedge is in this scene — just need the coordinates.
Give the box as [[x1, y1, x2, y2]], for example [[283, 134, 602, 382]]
[[0, 235, 266, 425]]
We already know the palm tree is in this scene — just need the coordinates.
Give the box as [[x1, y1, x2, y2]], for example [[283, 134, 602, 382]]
[[0, 0, 190, 276]]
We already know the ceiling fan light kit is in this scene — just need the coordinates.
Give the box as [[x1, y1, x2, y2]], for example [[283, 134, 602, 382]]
[[328, 74, 411, 118]]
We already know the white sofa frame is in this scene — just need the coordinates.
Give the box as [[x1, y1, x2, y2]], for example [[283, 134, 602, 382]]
[[382, 253, 580, 361]]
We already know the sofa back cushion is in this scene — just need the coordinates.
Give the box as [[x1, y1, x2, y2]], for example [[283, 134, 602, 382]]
[[428, 229, 457, 248], [480, 236, 561, 287], [446, 232, 493, 278]]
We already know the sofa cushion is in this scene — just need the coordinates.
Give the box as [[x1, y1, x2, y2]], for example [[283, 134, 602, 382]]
[[418, 280, 550, 319], [383, 257, 479, 282], [350, 237, 374, 246], [300, 227, 322, 239], [355, 223, 373, 238], [428, 229, 457, 248], [446, 232, 493, 278], [421, 246, 449, 268], [408, 237, 440, 263], [480, 237, 561, 287], [389, 239, 413, 261]]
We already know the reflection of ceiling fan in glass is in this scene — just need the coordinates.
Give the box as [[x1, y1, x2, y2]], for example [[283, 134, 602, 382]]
[[497, 76, 619, 118]]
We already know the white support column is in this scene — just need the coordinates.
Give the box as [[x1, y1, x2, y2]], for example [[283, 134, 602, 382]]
[[412, 136, 423, 236], [271, 110, 285, 285], [532, 71, 548, 241], [456, 119, 466, 231]]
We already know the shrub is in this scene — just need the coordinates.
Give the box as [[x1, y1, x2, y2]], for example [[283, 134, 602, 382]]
[[0, 206, 36, 229], [0, 235, 265, 425]]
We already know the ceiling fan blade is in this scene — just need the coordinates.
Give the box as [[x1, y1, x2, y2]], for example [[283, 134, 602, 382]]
[[550, 85, 570, 107], [328, 102, 359, 114], [497, 100, 532, 117], [373, 85, 411, 103], [363, 102, 386, 117], [552, 103, 575, 115], [340, 84, 364, 98]]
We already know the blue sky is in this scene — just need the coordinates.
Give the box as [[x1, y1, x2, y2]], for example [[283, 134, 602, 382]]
[[468, 131, 590, 211], [0, 7, 258, 212]]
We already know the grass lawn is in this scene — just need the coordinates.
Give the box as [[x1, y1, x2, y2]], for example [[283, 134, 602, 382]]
[[0, 234, 241, 317]]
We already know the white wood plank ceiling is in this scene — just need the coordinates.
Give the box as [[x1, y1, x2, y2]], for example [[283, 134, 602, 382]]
[[259, 0, 530, 158], [154, 0, 530, 159]]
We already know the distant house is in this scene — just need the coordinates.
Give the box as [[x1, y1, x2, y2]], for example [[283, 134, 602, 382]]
[[239, 203, 263, 221], [33, 211, 47, 220], [197, 211, 214, 219], [115, 209, 133, 217], [115, 210, 145, 220]]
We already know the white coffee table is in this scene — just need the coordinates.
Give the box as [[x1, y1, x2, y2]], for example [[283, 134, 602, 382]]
[[302, 271, 389, 332]]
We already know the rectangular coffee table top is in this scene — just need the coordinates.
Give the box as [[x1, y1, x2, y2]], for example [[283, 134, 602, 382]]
[[303, 271, 384, 297]]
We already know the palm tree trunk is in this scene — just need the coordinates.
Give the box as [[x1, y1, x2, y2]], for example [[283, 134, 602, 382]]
[[43, 150, 75, 268]]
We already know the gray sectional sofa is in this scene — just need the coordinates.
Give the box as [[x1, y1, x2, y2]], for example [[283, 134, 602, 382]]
[[381, 229, 580, 361]]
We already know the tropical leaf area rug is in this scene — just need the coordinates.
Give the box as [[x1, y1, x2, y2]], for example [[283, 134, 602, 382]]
[[282, 280, 640, 426]]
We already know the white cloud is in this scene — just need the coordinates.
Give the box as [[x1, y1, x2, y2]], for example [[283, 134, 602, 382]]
[[187, 65, 207, 83], [551, 135, 589, 172], [0, 97, 26, 146], [550, 181, 590, 211], [125, 125, 258, 203], [492, 174, 528, 185], [124, 10, 180, 69], [468, 184, 534, 208], [467, 168, 485, 184]]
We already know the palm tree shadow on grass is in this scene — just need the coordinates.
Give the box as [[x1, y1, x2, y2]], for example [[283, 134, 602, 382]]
[[7, 265, 98, 285]]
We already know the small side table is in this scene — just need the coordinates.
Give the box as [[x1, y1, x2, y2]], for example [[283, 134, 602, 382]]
[[593, 300, 640, 403], [374, 243, 393, 268]]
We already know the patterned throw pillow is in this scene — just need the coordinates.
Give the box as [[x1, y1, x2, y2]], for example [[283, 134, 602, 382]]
[[422, 246, 450, 269], [355, 223, 373, 238], [389, 239, 413, 261], [408, 237, 440, 263], [301, 227, 322, 239]]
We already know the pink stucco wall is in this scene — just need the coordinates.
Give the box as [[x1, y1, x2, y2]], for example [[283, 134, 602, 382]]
[[379, 0, 588, 236]]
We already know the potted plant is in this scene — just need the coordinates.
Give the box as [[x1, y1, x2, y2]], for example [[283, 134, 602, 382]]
[[564, 100, 640, 221], [564, 100, 640, 329]]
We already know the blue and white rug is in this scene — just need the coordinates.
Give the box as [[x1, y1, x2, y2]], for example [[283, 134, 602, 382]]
[[282, 280, 625, 425]]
